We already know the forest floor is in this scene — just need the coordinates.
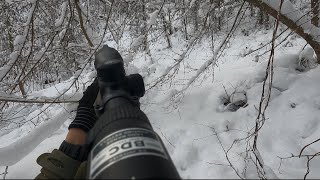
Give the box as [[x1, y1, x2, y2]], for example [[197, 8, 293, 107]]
[[1, 29, 320, 179]]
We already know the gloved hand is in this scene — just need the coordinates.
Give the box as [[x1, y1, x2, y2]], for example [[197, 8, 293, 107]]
[[68, 78, 99, 133]]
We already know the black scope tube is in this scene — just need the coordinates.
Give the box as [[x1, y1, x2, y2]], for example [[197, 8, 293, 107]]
[[87, 97, 180, 179]]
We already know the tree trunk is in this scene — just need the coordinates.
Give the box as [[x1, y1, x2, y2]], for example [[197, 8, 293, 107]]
[[311, 0, 319, 27], [18, 81, 26, 97], [5, 9, 27, 98], [258, 9, 264, 25], [250, 3, 255, 17], [264, 12, 270, 29], [162, 13, 172, 48], [167, 9, 173, 35], [182, 0, 189, 40], [245, 0, 320, 63], [141, 0, 150, 55], [217, 0, 223, 32], [193, 1, 199, 32]]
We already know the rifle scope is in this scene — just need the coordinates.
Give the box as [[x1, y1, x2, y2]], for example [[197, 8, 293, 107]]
[[87, 45, 180, 179]]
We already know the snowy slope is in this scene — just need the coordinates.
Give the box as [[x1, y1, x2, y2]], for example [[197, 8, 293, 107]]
[[1, 30, 320, 179]]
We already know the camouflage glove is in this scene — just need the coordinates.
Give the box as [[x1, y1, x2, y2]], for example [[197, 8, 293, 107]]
[[68, 78, 99, 132]]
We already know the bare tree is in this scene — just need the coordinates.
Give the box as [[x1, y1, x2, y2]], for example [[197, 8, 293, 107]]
[[245, 0, 320, 63], [311, 0, 319, 27]]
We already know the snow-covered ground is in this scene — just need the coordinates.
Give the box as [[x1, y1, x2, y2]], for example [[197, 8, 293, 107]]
[[1, 29, 320, 179]]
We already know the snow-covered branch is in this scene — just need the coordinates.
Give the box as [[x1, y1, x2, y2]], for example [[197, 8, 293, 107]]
[[180, 2, 245, 92], [0, 1, 37, 82], [0, 96, 78, 104], [245, 0, 320, 62], [0, 104, 77, 166]]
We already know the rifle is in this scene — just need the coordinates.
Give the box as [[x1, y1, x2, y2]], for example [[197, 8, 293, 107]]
[[86, 45, 180, 179]]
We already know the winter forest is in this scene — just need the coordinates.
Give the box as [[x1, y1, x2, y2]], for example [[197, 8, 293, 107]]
[[1, 0, 320, 179]]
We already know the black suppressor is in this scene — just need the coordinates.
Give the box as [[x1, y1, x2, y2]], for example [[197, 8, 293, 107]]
[[87, 45, 180, 179]]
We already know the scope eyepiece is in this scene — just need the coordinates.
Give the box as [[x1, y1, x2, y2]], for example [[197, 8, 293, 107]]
[[95, 45, 145, 98], [95, 45, 126, 83], [94, 45, 124, 70]]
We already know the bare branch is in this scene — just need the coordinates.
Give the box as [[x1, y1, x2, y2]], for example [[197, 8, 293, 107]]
[[244, 0, 320, 63], [0, 96, 78, 104], [299, 138, 320, 158], [74, 0, 94, 47]]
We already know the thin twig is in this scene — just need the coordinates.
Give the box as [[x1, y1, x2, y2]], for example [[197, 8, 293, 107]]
[[0, 97, 78, 104], [251, 1, 284, 178], [74, 0, 94, 47], [3, 166, 8, 180], [196, 123, 244, 179], [299, 138, 320, 158]]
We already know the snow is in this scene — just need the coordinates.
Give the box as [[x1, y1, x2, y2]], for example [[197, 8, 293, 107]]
[[59, 29, 67, 39], [147, 10, 159, 29], [299, 47, 316, 61], [263, 0, 320, 42], [27, 0, 37, 3], [5, 0, 13, 4], [67, 43, 88, 48], [0, 1, 37, 81], [0, 104, 76, 166], [0, 52, 19, 80], [131, 35, 145, 50], [9, 51, 18, 61], [55, 1, 68, 27], [1, 29, 320, 179], [13, 35, 26, 47], [24, 2, 37, 26], [189, 0, 196, 8], [230, 92, 246, 104], [297, 47, 318, 71]]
